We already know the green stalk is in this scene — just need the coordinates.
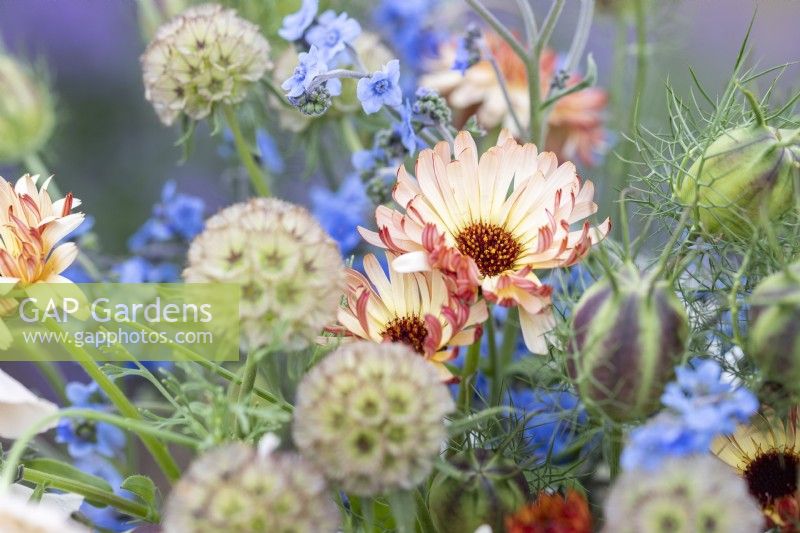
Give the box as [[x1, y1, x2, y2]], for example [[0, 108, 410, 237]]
[[222, 105, 271, 197], [43, 319, 182, 482], [457, 339, 482, 413], [487, 311, 502, 407], [23, 152, 61, 199], [498, 307, 520, 369], [22, 467, 156, 522], [463, 0, 528, 59], [237, 348, 260, 406]]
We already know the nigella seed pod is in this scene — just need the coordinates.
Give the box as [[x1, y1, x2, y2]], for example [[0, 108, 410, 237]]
[[676, 118, 800, 237], [567, 265, 688, 422], [748, 262, 800, 392], [428, 449, 530, 533]]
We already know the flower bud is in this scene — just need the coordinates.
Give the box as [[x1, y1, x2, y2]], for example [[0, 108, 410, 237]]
[[676, 123, 800, 237], [748, 262, 800, 392], [428, 449, 530, 533], [288, 86, 333, 117], [0, 56, 55, 163], [567, 265, 688, 422]]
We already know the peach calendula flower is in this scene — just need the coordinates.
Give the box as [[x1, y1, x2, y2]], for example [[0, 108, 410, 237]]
[[505, 490, 592, 533], [330, 253, 487, 381], [359, 130, 610, 353], [420, 35, 608, 166], [0, 174, 83, 285]]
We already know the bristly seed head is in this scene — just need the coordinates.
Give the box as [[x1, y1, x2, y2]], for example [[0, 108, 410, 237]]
[[455, 221, 521, 277]]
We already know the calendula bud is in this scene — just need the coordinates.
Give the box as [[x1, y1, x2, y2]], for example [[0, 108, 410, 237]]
[[0, 56, 55, 163], [567, 265, 688, 422], [428, 449, 530, 533], [749, 262, 800, 393], [676, 120, 800, 237]]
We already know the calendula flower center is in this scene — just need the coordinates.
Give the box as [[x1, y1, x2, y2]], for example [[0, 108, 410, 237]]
[[743, 450, 800, 505], [381, 316, 428, 354], [455, 222, 522, 277]]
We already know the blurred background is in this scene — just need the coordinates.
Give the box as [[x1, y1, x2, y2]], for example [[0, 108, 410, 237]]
[[0, 0, 796, 252]]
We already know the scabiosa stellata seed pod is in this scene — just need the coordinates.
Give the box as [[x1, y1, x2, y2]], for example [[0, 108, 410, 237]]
[[428, 449, 529, 533], [567, 264, 688, 422], [292, 341, 455, 496], [676, 96, 799, 237], [0, 56, 55, 164], [141, 3, 272, 126], [603, 456, 762, 533], [183, 198, 345, 351], [163, 443, 340, 533], [748, 262, 800, 393]]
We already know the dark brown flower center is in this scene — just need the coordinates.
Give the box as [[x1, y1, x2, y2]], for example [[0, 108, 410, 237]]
[[743, 450, 800, 506], [381, 316, 428, 354], [455, 222, 521, 277]]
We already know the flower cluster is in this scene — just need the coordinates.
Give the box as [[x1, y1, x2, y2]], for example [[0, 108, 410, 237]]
[[56, 382, 126, 458], [183, 197, 344, 350], [279, 1, 405, 117], [141, 3, 272, 125], [293, 341, 455, 495], [621, 359, 758, 471], [359, 130, 609, 353]]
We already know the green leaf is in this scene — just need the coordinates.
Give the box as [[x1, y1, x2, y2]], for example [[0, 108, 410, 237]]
[[121, 475, 157, 507], [446, 406, 514, 436]]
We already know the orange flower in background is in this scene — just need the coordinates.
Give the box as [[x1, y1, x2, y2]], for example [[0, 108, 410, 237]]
[[0, 174, 83, 286], [505, 490, 592, 533], [420, 34, 608, 166], [328, 252, 488, 381], [359, 130, 609, 354]]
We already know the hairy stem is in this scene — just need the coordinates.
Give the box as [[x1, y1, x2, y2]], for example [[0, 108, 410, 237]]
[[223, 105, 271, 197]]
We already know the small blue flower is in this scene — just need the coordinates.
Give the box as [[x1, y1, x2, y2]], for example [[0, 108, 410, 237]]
[[621, 412, 709, 471], [113, 257, 179, 283], [357, 60, 403, 114], [352, 149, 379, 173], [157, 180, 205, 241], [65, 381, 108, 409], [373, 0, 441, 86], [310, 174, 369, 256], [127, 218, 172, 253], [510, 388, 588, 464], [57, 422, 126, 459], [305, 10, 361, 64], [278, 0, 319, 42], [282, 46, 341, 99], [661, 359, 758, 435], [75, 458, 135, 532], [396, 100, 418, 154]]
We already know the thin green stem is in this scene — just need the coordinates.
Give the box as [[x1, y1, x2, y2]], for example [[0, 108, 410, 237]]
[[237, 348, 260, 406], [729, 249, 752, 349], [487, 311, 502, 407], [222, 105, 271, 197], [457, 340, 482, 413], [514, 0, 538, 50], [498, 307, 520, 369], [529, 0, 565, 145], [564, 0, 595, 73], [43, 319, 182, 482], [22, 467, 156, 522], [123, 321, 292, 412], [464, 0, 528, 59], [23, 152, 61, 199], [483, 45, 526, 136]]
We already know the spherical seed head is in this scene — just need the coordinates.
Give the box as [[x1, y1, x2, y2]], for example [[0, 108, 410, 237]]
[[0, 56, 55, 163], [603, 456, 763, 533], [292, 341, 455, 495], [163, 443, 340, 533], [183, 198, 345, 351], [141, 3, 272, 125]]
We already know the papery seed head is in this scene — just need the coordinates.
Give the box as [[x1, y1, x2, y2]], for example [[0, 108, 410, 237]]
[[292, 341, 455, 495], [183, 198, 344, 351], [141, 3, 272, 125]]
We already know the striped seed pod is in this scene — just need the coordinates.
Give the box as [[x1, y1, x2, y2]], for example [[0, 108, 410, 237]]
[[749, 263, 800, 392], [428, 449, 530, 533], [567, 265, 689, 422]]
